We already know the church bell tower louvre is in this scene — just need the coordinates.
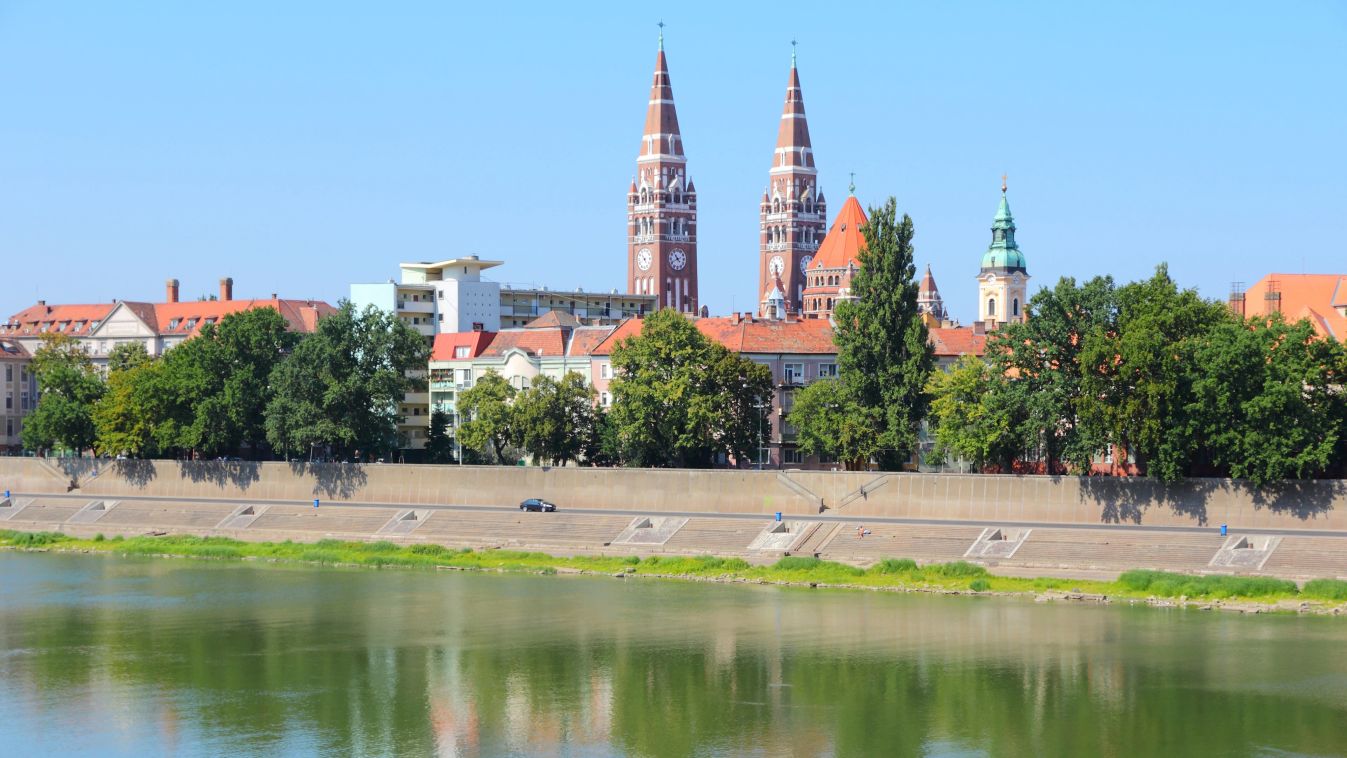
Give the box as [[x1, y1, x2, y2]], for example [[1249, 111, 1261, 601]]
[[627, 24, 698, 313], [758, 43, 825, 317]]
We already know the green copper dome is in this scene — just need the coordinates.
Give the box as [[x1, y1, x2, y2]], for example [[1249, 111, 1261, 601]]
[[980, 191, 1027, 273]]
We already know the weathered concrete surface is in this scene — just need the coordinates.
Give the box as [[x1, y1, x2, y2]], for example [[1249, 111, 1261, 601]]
[[3, 496, 1345, 581], [1, 458, 1345, 530]]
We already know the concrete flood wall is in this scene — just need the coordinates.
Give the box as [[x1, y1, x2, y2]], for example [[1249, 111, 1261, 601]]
[[1, 458, 1344, 531]]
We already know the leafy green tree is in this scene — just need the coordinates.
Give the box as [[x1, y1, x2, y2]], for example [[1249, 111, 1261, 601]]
[[925, 355, 1024, 472], [106, 341, 151, 373], [22, 333, 105, 454], [264, 302, 429, 461], [608, 309, 772, 468], [456, 371, 518, 465], [984, 275, 1117, 473], [1189, 314, 1346, 485], [830, 197, 934, 469], [513, 372, 596, 466], [93, 356, 167, 457], [579, 406, 622, 467], [789, 377, 879, 470], [1078, 265, 1231, 482], [423, 409, 456, 464]]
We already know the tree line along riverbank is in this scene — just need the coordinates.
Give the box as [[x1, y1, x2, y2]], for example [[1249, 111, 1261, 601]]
[[4, 530, 1347, 614]]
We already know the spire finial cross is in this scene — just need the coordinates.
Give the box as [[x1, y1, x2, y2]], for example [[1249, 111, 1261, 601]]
[[791, 38, 797, 67], [849, 172, 856, 195], [657, 20, 665, 51], [1001, 173, 1007, 193]]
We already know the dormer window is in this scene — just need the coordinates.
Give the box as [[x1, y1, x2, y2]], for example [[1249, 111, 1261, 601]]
[[185, 318, 197, 329], [204, 317, 216, 325], [169, 318, 181, 330]]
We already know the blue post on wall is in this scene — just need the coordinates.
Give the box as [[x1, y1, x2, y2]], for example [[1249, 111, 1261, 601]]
[[314, 499, 320, 509], [775, 511, 782, 522], [1220, 524, 1228, 537]]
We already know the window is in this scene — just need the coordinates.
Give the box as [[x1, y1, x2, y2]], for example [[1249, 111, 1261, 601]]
[[169, 318, 181, 330], [5, 419, 11, 437], [784, 363, 804, 384], [600, 363, 611, 379], [21, 391, 29, 410], [437, 313, 443, 323], [438, 290, 444, 300], [600, 391, 611, 407], [454, 346, 470, 359], [818, 363, 838, 378], [4, 366, 10, 382], [1013, 298, 1020, 317], [987, 298, 997, 317], [4, 393, 10, 409], [784, 449, 804, 465], [185, 318, 197, 329]]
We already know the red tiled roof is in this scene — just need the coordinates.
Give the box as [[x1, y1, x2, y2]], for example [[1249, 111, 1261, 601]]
[[525, 310, 583, 329], [809, 194, 867, 272], [430, 331, 496, 361], [2, 298, 335, 340], [698, 316, 836, 354], [928, 327, 987, 358], [1242, 274, 1347, 341], [567, 326, 615, 357], [590, 315, 990, 360], [1, 303, 116, 337], [480, 328, 567, 358], [589, 315, 837, 356]]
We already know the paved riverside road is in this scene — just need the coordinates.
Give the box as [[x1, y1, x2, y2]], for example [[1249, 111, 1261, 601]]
[[13, 491, 1347, 540]]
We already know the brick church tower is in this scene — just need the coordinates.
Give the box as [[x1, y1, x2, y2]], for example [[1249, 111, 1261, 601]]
[[759, 47, 825, 316], [627, 28, 698, 313]]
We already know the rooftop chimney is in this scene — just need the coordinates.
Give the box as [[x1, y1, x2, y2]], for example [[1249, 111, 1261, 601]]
[[166, 279, 180, 303], [220, 277, 234, 301]]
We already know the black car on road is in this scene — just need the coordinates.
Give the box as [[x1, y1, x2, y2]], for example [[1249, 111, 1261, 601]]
[[519, 498, 557, 512]]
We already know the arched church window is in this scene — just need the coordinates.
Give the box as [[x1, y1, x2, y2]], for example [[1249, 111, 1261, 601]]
[[988, 298, 997, 317], [1013, 298, 1020, 317]]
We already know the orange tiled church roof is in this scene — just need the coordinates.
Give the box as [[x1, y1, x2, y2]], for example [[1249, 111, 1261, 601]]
[[809, 194, 867, 272]]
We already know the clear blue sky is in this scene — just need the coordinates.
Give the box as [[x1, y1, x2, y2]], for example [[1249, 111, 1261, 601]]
[[3, 1, 1344, 323]]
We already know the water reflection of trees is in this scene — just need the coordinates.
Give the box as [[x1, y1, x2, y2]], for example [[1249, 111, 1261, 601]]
[[1, 559, 1345, 757]]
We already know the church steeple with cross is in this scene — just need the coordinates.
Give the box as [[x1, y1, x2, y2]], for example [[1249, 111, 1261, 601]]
[[758, 41, 825, 317], [627, 22, 698, 312]]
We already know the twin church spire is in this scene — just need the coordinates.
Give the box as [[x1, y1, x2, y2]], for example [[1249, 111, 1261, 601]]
[[626, 30, 1027, 323]]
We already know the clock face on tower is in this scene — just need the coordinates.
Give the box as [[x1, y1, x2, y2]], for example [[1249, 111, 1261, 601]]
[[799, 255, 813, 273], [636, 248, 652, 271], [768, 255, 785, 276], [669, 249, 686, 270]]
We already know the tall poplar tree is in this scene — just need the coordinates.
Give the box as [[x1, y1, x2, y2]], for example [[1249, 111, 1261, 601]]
[[830, 197, 934, 469]]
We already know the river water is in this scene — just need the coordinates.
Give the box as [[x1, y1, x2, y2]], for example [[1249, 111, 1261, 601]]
[[0, 552, 1344, 757]]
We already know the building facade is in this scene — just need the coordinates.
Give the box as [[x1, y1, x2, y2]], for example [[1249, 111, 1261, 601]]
[[0, 278, 334, 454], [627, 33, 698, 313], [352, 258, 656, 450], [1, 340, 34, 453], [1, 277, 333, 366], [758, 52, 825, 316]]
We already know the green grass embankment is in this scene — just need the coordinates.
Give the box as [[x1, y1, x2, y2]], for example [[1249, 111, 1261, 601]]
[[3, 530, 1346, 609]]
